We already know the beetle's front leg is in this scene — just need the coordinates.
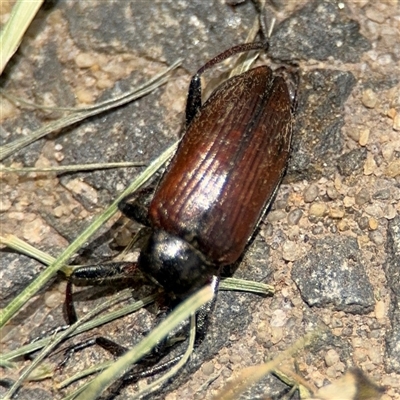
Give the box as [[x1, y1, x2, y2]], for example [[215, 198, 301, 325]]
[[118, 186, 155, 227]]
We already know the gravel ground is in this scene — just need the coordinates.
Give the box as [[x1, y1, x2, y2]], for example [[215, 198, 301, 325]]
[[1, 1, 399, 399]]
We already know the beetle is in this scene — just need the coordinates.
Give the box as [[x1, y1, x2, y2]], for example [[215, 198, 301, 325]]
[[124, 41, 296, 298], [65, 40, 297, 374]]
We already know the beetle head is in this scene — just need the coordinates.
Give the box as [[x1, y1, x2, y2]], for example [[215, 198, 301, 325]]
[[138, 229, 217, 297]]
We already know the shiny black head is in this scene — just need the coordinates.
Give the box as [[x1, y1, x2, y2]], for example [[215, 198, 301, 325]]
[[138, 229, 217, 296]]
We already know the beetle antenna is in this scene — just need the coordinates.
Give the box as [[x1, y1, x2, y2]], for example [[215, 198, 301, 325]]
[[197, 41, 269, 76]]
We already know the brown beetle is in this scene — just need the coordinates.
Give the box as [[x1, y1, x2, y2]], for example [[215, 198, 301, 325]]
[[66, 41, 297, 372], [130, 42, 295, 298]]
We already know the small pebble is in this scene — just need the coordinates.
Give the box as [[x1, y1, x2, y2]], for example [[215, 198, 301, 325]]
[[369, 230, 384, 245], [359, 128, 369, 146], [275, 198, 288, 209], [221, 367, 232, 379], [44, 291, 63, 308], [53, 205, 65, 218], [304, 184, 319, 203], [352, 337, 363, 348], [365, 7, 386, 23], [309, 203, 327, 217], [270, 310, 287, 327], [326, 185, 339, 200], [229, 353, 242, 364], [201, 361, 215, 376], [342, 326, 353, 336], [393, 114, 400, 131], [387, 108, 397, 119], [329, 207, 345, 219], [343, 196, 355, 207], [256, 329, 270, 347], [75, 52, 97, 68], [368, 329, 381, 339], [325, 349, 340, 367], [369, 217, 379, 230], [54, 151, 64, 162], [362, 361, 375, 372], [219, 354, 230, 364], [326, 362, 345, 378], [270, 326, 283, 344], [375, 300, 385, 320], [287, 208, 303, 225], [372, 188, 390, 200], [358, 216, 369, 230], [353, 348, 368, 363], [347, 129, 360, 142], [266, 209, 286, 223], [312, 225, 324, 235], [384, 205, 397, 220], [386, 159, 400, 177], [365, 204, 384, 219], [65, 179, 98, 204], [0, 198, 12, 212], [75, 88, 95, 104], [362, 88, 378, 108], [355, 188, 370, 205], [287, 225, 300, 240], [381, 142, 395, 161], [337, 220, 349, 231], [0, 97, 17, 120], [367, 347, 382, 365], [311, 371, 326, 388], [282, 240, 298, 262], [363, 153, 377, 175], [115, 228, 134, 247], [22, 218, 48, 244]]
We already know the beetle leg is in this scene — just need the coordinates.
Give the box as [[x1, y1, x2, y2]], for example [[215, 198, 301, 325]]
[[118, 187, 155, 227], [122, 277, 220, 383], [65, 262, 139, 291], [185, 74, 202, 127], [185, 41, 269, 127], [274, 64, 300, 112], [195, 275, 220, 344]]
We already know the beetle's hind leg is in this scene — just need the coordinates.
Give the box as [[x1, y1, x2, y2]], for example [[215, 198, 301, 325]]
[[56, 262, 141, 368]]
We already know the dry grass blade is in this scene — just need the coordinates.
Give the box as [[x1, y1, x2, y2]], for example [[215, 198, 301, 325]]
[[213, 330, 318, 400], [2, 291, 138, 400], [73, 286, 213, 400], [0, 0, 44, 75], [0, 139, 178, 330], [0, 59, 181, 161], [0, 162, 146, 173]]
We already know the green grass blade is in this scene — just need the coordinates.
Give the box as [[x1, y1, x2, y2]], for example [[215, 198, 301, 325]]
[[73, 285, 213, 400], [0, 0, 44, 75], [0, 141, 178, 329], [0, 59, 181, 161]]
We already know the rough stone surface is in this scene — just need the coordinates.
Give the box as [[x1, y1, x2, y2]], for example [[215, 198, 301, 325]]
[[337, 147, 368, 176], [1, 0, 399, 398], [0, 253, 47, 308], [384, 216, 400, 373], [64, 1, 258, 71], [269, 0, 371, 62], [289, 68, 357, 182], [291, 236, 375, 314]]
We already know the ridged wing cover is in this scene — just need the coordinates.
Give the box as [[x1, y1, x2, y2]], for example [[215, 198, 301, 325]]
[[149, 66, 292, 265]]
